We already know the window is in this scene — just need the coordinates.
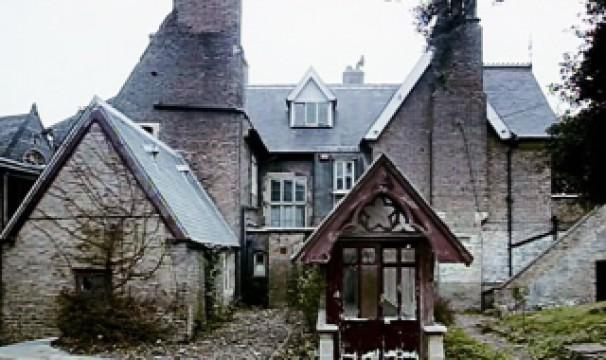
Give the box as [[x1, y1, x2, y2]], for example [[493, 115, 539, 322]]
[[74, 269, 109, 296], [250, 154, 258, 207], [223, 253, 234, 292], [22, 149, 45, 165], [253, 252, 267, 278], [139, 123, 160, 138], [268, 175, 307, 228], [341, 245, 417, 321], [291, 102, 332, 127], [334, 160, 355, 205]]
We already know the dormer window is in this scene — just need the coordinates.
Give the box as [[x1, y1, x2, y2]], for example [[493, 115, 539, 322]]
[[291, 102, 332, 127], [287, 67, 336, 129]]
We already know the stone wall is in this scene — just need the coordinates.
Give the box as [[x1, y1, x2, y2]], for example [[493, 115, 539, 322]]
[[0, 125, 204, 341], [266, 231, 310, 307], [495, 205, 606, 309], [483, 137, 554, 284]]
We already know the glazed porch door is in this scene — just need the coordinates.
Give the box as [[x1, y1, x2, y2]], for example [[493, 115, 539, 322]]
[[337, 242, 420, 359]]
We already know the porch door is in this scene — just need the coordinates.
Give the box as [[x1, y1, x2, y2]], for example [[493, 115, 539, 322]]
[[597, 260, 606, 302], [338, 242, 420, 358]]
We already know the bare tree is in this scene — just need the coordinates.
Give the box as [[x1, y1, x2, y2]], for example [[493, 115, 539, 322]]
[[32, 128, 167, 298]]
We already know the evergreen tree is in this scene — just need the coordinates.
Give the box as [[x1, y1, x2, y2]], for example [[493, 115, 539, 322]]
[[549, 0, 606, 203]]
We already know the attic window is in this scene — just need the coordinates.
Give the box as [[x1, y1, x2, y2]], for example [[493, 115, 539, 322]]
[[22, 149, 45, 165], [291, 102, 332, 128]]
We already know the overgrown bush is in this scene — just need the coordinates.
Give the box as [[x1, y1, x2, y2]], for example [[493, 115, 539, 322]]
[[287, 265, 324, 331], [434, 296, 455, 326], [55, 290, 168, 350]]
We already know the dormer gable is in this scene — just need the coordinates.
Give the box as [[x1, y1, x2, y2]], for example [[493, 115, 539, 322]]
[[287, 67, 336, 128]]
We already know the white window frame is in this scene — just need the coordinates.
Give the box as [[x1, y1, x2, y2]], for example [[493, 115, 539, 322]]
[[290, 101, 333, 128], [223, 253, 233, 292], [333, 160, 356, 206], [267, 174, 307, 228], [250, 154, 258, 208], [139, 123, 160, 138], [253, 252, 267, 278]]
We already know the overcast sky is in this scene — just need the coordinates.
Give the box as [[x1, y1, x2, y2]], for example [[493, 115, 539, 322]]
[[0, 0, 584, 126]]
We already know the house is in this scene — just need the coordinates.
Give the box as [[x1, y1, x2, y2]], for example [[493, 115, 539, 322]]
[[0, 98, 238, 341], [295, 155, 472, 359], [0, 104, 51, 230], [2, 0, 594, 349]]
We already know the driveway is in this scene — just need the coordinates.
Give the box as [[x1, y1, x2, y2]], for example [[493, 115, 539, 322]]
[[0, 338, 105, 360]]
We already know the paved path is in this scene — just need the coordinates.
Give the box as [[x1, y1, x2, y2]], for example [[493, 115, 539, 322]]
[[455, 313, 533, 360], [0, 338, 105, 360]]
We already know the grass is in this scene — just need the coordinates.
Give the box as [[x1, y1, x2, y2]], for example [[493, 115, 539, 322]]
[[483, 301, 606, 359], [445, 327, 511, 360]]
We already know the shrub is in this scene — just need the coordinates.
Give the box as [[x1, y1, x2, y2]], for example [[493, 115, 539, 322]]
[[55, 290, 168, 350], [434, 296, 455, 326], [287, 265, 324, 331]]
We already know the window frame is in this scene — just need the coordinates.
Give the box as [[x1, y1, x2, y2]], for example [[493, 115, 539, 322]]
[[250, 154, 258, 208], [290, 101, 333, 128], [333, 160, 356, 206], [339, 243, 418, 321], [73, 268, 110, 296], [253, 251, 267, 278], [266, 174, 308, 228]]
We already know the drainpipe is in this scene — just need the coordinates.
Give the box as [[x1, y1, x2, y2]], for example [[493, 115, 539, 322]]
[[506, 134, 518, 277]]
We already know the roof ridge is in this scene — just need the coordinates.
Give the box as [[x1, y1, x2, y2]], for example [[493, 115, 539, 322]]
[[483, 62, 532, 68]]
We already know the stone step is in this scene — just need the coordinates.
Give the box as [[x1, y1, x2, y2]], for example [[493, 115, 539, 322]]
[[565, 343, 606, 359]]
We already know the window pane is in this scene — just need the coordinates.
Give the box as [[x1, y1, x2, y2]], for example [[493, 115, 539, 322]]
[[383, 249, 397, 264], [361, 248, 376, 264], [343, 248, 357, 265], [382, 268, 398, 317], [271, 180, 281, 202], [343, 266, 359, 318], [295, 181, 305, 202], [336, 178, 344, 190], [270, 206, 281, 227], [283, 180, 293, 202], [336, 162, 344, 177], [345, 162, 354, 189], [283, 205, 294, 227], [401, 267, 417, 320], [318, 103, 328, 126], [294, 103, 305, 126], [295, 206, 305, 227], [360, 265, 378, 319], [305, 103, 316, 124], [401, 248, 416, 263]]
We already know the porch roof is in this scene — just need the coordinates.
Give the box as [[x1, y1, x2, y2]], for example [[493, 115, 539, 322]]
[[293, 154, 473, 265]]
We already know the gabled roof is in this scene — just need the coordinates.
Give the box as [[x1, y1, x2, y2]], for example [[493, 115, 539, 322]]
[[364, 51, 433, 141], [484, 64, 557, 139], [294, 154, 473, 265], [0, 104, 52, 163], [246, 84, 397, 153], [1, 97, 238, 248], [286, 67, 337, 103]]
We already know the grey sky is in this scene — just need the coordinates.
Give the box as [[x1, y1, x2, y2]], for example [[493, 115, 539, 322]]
[[0, 0, 584, 126]]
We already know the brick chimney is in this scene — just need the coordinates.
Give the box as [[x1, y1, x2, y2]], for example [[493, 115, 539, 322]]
[[174, 0, 241, 35], [343, 56, 365, 85]]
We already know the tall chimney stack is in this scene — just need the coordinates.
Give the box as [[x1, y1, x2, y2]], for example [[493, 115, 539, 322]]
[[174, 0, 241, 35]]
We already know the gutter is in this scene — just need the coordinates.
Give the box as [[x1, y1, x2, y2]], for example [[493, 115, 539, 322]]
[[506, 134, 517, 277]]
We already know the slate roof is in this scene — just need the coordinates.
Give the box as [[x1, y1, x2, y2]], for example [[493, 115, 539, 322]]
[[484, 64, 557, 139], [245, 84, 398, 153], [1, 98, 238, 248], [0, 104, 51, 163], [247, 63, 557, 152]]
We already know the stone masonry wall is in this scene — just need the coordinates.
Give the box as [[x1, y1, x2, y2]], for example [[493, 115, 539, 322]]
[[267, 232, 309, 307], [1, 125, 204, 341], [495, 205, 606, 309], [484, 137, 553, 284]]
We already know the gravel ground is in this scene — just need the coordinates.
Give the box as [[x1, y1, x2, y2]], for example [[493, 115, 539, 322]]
[[96, 308, 316, 360]]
